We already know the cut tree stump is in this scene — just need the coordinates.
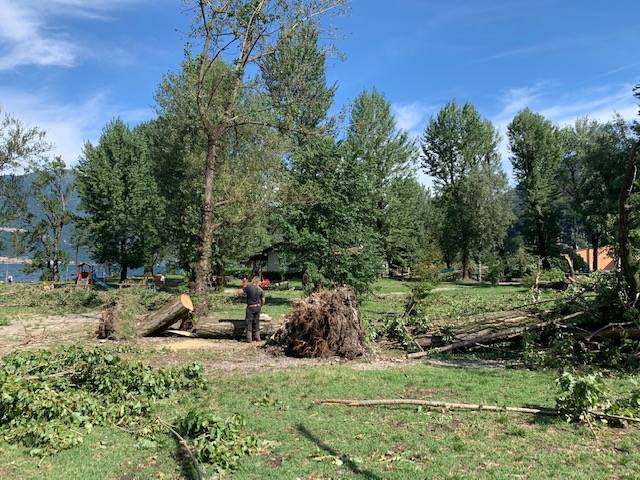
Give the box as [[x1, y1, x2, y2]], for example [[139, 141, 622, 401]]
[[195, 319, 278, 339], [137, 294, 194, 337]]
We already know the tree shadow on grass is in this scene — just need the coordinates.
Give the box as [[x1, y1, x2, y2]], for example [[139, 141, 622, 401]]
[[295, 424, 383, 480], [170, 435, 203, 480]]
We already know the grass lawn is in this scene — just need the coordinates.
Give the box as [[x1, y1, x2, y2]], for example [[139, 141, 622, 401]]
[[0, 278, 638, 479], [1, 363, 638, 479]]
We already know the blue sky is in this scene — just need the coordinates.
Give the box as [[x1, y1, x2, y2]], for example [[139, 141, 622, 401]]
[[1, 0, 639, 177]]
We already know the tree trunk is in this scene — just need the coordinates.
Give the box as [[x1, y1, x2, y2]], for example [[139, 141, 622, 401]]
[[193, 134, 220, 315], [144, 264, 154, 277], [138, 294, 194, 337], [119, 239, 128, 282], [195, 318, 277, 339], [461, 250, 470, 280], [535, 216, 550, 269], [591, 234, 599, 272], [618, 141, 640, 303]]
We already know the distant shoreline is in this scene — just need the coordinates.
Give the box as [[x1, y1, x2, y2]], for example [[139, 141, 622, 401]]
[[0, 257, 32, 265]]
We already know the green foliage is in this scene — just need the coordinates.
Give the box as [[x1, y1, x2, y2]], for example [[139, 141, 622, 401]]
[[177, 410, 257, 472], [508, 109, 564, 268], [19, 157, 74, 281], [556, 371, 610, 422], [343, 90, 419, 269], [0, 346, 204, 455], [556, 371, 640, 425], [76, 119, 164, 280], [422, 101, 513, 277], [522, 268, 566, 289]]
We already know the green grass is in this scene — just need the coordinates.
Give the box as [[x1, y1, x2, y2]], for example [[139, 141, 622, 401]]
[[1, 363, 638, 479]]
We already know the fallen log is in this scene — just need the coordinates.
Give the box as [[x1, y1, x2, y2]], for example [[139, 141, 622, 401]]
[[195, 319, 278, 339], [137, 294, 194, 337], [408, 311, 586, 359]]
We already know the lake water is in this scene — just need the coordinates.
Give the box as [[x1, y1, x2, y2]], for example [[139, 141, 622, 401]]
[[0, 263, 164, 283]]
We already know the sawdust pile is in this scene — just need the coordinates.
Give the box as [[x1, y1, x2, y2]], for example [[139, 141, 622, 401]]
[[272, 287, 366, 359]]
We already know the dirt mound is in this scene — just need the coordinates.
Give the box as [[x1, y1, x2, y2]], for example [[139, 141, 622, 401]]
[[272, 287, 366, 359]]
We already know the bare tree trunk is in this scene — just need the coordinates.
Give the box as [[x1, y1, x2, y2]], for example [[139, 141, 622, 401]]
[[193, 135, 220, 314], [119, 239, 128, 282], [536, 216, 550, 270], [591, 234, 599, 272], [618, 141, 640, 303], [461, 250, 470, 280]]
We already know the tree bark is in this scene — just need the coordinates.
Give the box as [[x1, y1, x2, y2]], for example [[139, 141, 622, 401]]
[[591, 234, 599, 272], [535, 216, 550, 270], [618, 141, 640, 303], [193, 134, 220, 314], [195, 318, 277, 339], [137, 294, 194, 337], [461, 250, 470, 280]]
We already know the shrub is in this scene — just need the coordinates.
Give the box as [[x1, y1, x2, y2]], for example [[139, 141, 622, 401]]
[[177, 410, 257, 473]]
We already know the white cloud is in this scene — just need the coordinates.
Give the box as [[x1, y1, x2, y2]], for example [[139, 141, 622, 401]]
[[391, 102, 435, 138], [0, 88, 154, 165], [0, 0, 146, 70], [492, 82, 639, 179]]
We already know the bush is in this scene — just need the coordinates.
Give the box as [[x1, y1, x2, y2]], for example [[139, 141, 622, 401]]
[[556, 371, 610, 422], [177, 410, 257, 473], [522, 268, 566, 289]]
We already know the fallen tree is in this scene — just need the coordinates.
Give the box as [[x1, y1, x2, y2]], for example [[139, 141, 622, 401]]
[[137, 294, 194, 337], [317, 398, 640, 424], [408, 310, 586, 358], [195, 319, 278, 339]]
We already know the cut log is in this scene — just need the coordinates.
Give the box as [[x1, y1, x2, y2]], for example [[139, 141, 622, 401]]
[[195, 319, 278, 339], [137, 294, 194, 337]]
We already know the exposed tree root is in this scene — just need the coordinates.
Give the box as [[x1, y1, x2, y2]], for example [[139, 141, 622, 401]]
[[271, 287, 367, 359]]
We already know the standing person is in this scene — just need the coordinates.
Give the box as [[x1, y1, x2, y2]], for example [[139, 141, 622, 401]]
[[243, 276, 265, 342]]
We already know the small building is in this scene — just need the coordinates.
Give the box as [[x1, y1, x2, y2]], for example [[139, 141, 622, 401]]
[[246, 246, 283, 281], [576, 247, 617, 272]]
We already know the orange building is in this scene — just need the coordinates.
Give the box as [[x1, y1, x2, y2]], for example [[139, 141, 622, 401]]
[[576, 247, 617, 272]]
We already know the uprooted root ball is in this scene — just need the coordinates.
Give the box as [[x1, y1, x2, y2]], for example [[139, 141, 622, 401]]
[[273, 287, 367, 359]]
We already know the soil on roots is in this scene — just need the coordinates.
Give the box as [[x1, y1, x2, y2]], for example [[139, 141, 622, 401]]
[[272, 287, 367, 359]]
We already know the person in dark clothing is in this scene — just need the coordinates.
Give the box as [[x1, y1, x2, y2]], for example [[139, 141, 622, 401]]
[[242, 276, 265, 342]]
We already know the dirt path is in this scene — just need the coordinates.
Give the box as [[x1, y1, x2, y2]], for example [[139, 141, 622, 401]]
[[0, 312, 505, 374], [0, 312, 99, 356]]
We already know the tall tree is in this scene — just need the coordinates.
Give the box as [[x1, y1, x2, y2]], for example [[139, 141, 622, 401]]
[[21, 157, 74, 281], [343, 89, 416, 267], [0, 109, 49, 225], [617, 84, 640, 303], [560, 117, 631, 270], [508, 109, 564, 269], [383, 177, 433, 271], [76, 119, 164, 281], [151, 59, 283, 282], [184, 0, 342, 313], [422, 101, 511, 278]]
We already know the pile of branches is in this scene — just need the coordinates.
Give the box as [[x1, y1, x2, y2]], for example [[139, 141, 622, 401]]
[[271, 287, 367, 359], [0, 345, 204, 455], [399, 285, 640, 360]]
